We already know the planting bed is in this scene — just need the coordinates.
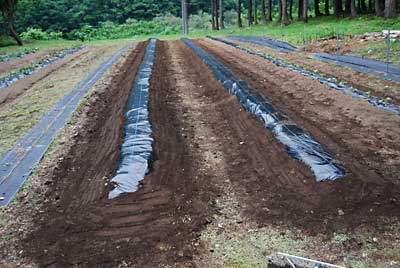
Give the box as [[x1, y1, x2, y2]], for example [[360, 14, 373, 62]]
[[0, 39, 399, 268], [227, 35, 400, 83], [0, 46, 82, 90], [210, 36, 400, 116], [0, 48, 39, 63]]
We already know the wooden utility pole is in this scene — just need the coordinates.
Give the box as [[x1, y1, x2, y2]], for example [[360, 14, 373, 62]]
[[303, 0, 308, 22], [181, 0, 189, 35]]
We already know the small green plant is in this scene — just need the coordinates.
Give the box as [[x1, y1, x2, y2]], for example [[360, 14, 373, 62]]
[[0, 47, 39, 62]]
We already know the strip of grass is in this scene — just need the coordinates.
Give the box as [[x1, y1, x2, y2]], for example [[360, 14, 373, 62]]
[[2, 15, 399, 52]]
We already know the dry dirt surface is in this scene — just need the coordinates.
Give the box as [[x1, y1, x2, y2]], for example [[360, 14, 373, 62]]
[[0, 39, 399, 268], [223, 37, 400, 105]]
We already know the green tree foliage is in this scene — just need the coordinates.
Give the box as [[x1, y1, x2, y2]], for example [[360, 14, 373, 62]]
[[14, 0, 239, 33], [14, 0, 182, 33]]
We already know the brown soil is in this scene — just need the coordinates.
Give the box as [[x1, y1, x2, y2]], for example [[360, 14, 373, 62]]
[[222, 37, 400, 105], [0, 49, 89, 105], [1, 39, 399, 268], [195, 38, 400, 231], [302, 34, 364, 54], [18, 40, 218, 268]]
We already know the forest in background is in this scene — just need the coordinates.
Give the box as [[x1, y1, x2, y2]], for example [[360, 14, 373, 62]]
[[0, 0, 399, 44]]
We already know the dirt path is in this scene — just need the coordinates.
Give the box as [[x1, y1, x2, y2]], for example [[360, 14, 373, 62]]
[[195, 38, 400, 231]]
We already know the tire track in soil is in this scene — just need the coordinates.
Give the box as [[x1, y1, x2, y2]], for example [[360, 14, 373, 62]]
[[194, 38, 400, 231]]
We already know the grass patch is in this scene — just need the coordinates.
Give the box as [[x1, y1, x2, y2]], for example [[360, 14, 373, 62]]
[[2, 15, 399, 53], [202, 223, 400, 268]]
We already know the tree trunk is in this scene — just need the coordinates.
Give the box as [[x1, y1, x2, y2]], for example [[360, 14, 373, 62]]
[[261, 0, 267, 23], [303, 0, 308, 22], [368, 0, 372, 12], [298, 0, 303, 19], [7, 0, 23, 46], [325, 0, 330, 15], [375, 0, 384, 16], [238, 0, 243, 27], [361, 0, 367, 12], [282, 0, 291, 24], [334, 0, 344, 16], [289, 0, 294, 19], [315, 0, 322, 16], [278, 0, 283, 22], [268, 0, 273, 20], [345, 0, 351, 14], [219, 0, 225, 29], [211, 0, 216, 30], [350, 0, 357, 17], [254, 0, 258, 24], [384, 0, 397, 18], [248, 0, 253, 26], [215, 0, 219, 30], [181, 0, 189, 35]]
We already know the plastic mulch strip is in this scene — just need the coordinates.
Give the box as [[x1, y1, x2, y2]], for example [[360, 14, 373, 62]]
[[109, 39, 157, 199], [227, 35, 297, 53], [224, 35, 400, 83], [315, 53, 400, 83], [183, 38, 345, 182], [0, 43, 132, 207], [208, 36, 400, 117]]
